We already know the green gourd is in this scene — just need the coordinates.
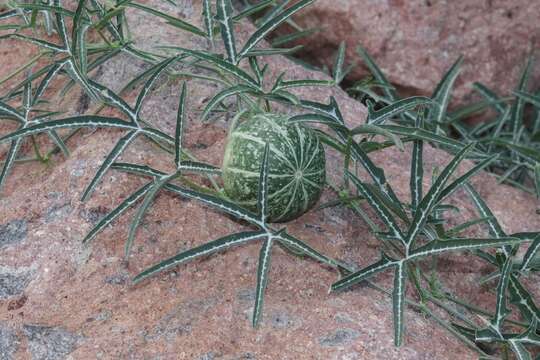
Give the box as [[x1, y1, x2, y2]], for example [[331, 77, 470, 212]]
[[222, 113, 326, 222]]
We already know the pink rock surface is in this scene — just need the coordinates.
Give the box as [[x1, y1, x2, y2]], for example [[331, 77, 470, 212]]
[[0, 1, 538, 359], [287, 0, 540, 102]]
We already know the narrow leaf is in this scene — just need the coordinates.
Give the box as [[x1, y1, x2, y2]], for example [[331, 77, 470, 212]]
[[409, 237, 523, 260], [216, 0, 237, 64], [253, 237, 273, 327], [392, 262, 407, 347], [368, 96, 432, 125], [133, 231, 266, 283], [331, 253, 397, 292], [175, 82, 187, 168]]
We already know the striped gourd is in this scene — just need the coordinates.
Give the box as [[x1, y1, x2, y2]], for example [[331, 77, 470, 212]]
[[222, 113, 325, 222]]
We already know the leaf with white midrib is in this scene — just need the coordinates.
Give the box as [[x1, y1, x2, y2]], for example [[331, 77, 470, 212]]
[[238, 0, 314, 59], [253, 236, 273, 327], [0, 101, 24, 122], [202, 85, 254, 121], [428, 56, 463, 130], [133, 230, 266, 283], [508, 276, 540, 323], [202, 0, 213, 40], [392, 261, 407, 347], [125, 175, 174, 258], [274, 231, 342, 269], [83, 183, 153, 243], [408, 237, 523, 260], [257, 144, 270, 222], [410, 113, 424, 211], [111, 162, 166, 178], [521, 234, 540, 271], [175, 82, 187, 168], [333, 41, 346, 84], [89, 80, 135, 119], [165, 47, 259, 89], [134, 57, 177, 116], [492, 256, 512, 331], [0, 138, 22, 193], [331, 253, 397, 291], [81, 130, 139, 201], [356, 46, 398, 101], [405, 143, 473, 248], [216, 0, 237, 64], [164, 183, 263, 227], [368, 96, 432, 125], [347, 171, 405, 243], [0, 116, 137, 144], [436, 154, 498, 203]]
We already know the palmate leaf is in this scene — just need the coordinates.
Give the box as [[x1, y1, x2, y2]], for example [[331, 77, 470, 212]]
[[237, 0, 314, 59], [132, 230, 267, 283], [367, 96, 432, 125], [405, 143, 474, 249], [216, 0, 237, 64]]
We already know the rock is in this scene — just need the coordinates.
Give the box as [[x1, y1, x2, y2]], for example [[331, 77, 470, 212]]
[[0, 266, 33, 299], [23, 325, 82, 360], [285, 0, 540, 102], [0, 323, 20, 360], [0, 1, 538, 359], [319, 328, 361, 347], [0, 219, 27, 248]]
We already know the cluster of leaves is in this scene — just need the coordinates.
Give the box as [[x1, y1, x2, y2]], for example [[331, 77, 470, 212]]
[[0, 0, 539, 358]]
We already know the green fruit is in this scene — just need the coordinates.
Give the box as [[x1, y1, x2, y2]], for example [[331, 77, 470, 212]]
[[222, 113, 326, 222]]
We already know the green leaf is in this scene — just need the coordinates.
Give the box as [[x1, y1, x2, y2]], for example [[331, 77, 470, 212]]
[[257, 144, 270, 222], [133, 230, 266, 283], [245, 45, 304, 57], [436, 154, 499, 203], [134, 56, 177, 116], [368, 97, 432, 125], [410, 112, 424, 211], [473, 82, 507, 114], [83, 183, 153, 243], [271, 27, 319, 47], [233, 0, 274, 21], [273, 78, 334, 92], [238, 0, 314, 59], [111, 162, 166, 178], [253, 236, 273, 327], [202, 85, 254, 120], [179, 161, 221, 174], [510, 56, 535, 133], [408, 237, 523, 260], [428, 56, 463, 130], [0, 101, 24, 122], [0, 116, 137, 144], [350, 124, 404, 151], [331, 253, 397, 292], [165, 47, 259, 89], [89, 80, 135, 119], [405, 143, 474, 248], [81, 130, 139, 201], [274, 231, 343, 269], [1, 33, 66, 52], [464, 183, 506, 238], [216, 0, 237, 64], [0, 139, 22, 192], [125, 175, 172, 258], [514, 90, 540, 108], [356, 46, 398, 101], [202, 0, 213, 40], [392, 261, 407, 347], [126, 2, 206, 36], [508, 275, 540, 323], [333, 41, 346, 84], [32, 61, 68, 106], [508, 340, 531, 360], [347, 171, 405, 243], [175, 82, 187, 168], [534, 163, 540, 197], [492, 256, 513, 331], [164, 183, 263, 227], [521, 234, 540, 272]]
